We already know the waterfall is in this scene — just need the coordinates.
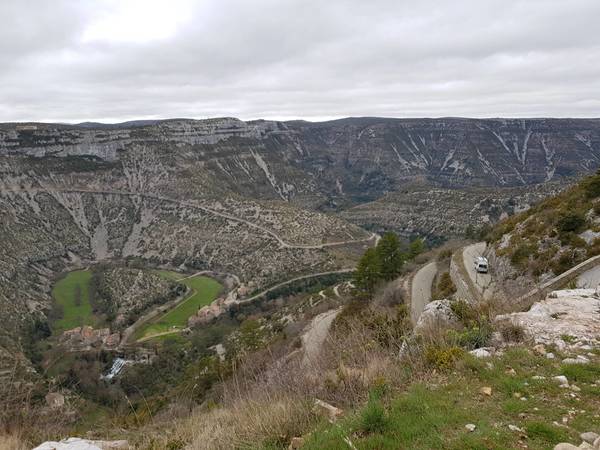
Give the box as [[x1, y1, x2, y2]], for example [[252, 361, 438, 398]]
[[102, 358, 129, 380]]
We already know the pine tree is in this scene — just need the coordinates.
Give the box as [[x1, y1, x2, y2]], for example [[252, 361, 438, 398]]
[[375, 232, 405, 281], [354, 247, 382, 295], [409, 237, 425, 258]]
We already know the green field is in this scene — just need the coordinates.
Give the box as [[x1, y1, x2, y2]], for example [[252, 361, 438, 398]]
[[51, 269, 96, 333], [155, 270, 185, 281], [134, 272, 222, 341]]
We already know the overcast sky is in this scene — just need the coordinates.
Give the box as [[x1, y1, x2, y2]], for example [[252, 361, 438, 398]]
[[1, 0, 599, 123]]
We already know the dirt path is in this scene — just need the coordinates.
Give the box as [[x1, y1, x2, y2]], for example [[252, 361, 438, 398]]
[[119, 286, 192, 347], [410, 261, 437, 324], [333, 285, 341, 298], [237, 269, 355, 304], [136, 329, 184, 342], [302, 307, 342, 366], [2, 187, 377, 250]]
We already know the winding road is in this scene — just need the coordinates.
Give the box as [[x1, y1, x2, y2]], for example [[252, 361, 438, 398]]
[[462, 242, 496, 300], [301, 307, 342, 366], [410, 261, 437, 324], [1, 187, 377, 250], [237, 269, 355, 304]]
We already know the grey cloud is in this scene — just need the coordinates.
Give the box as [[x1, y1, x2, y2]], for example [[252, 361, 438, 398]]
[[1, 0, 599, 122]]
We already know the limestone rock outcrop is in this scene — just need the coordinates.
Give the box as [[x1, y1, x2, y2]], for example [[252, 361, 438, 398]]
[[495, 289, 600, 347], [414, 300, 460, 335], [33, 437, 129, 450]]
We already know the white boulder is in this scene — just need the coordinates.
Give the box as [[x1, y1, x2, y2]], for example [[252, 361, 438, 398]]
[[33, 438, 128, 450]]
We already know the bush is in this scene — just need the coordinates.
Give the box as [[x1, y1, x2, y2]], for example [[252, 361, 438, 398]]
[[435, 272, 456, 299], [424, 345, 464, 371], [447, 322, 493, 349], [551, 250, 578, 275], [510, 243, 536, 267], [437, 249, 453, 261], [581, 171, 600, 198], [556, 211, 586, 233], [558, 232, 587, 248], [498, 322, 526, 343], [587, 237, 600, 258], [449, 300, 478, 325]]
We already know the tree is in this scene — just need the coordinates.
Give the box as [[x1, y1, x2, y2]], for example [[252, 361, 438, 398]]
[[375, 232, 405, 281], [409, 237, 425, 258], [464, 224, 476, 240], [354, 248, 382, 295]]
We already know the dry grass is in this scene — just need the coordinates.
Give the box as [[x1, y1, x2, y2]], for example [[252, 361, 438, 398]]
[[0, 435, 27, 450], [0, 361, 73, 448], [136, 303, 414, 449], [184, 394, 313, 450]]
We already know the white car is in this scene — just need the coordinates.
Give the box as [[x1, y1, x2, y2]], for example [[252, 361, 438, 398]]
[[474, 256, 489, 274]]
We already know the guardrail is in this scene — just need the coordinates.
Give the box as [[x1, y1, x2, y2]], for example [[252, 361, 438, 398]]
[[512, 253, 600, 310]]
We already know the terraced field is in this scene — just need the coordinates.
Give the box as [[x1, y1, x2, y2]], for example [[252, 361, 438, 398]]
[[134, 272, 223, 341], [51, 270, 97, 333]]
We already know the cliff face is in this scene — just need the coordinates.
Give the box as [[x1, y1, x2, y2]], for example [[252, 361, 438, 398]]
[[2, 117, 599, 203], [293, 118, 600, 188]]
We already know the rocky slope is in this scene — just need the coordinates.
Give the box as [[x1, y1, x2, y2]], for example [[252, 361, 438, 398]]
[[2, 117, 600, 204], [339, 182, 566, 241], [482, 170, 600, 303], [0, 144, 369, 379]]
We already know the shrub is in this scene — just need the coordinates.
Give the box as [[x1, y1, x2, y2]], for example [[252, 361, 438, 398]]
[[437, 249, 453, 261], [435, 272, 456, 299], [510, 243, 536, 267], [587, 237, 600, 258], [558, 232, 586, 248], [581, 171, 600, 198], [370, 377, 389, 401], [374, 283, 405, 308], [449, 300, 478, 325], [424, 345, 464, 371], [556, 211, 586, 233], [522, 218, 546, 238], [447, 322, 493, 349], [498, 322, 526, 343], [551, 251, 577, 275]]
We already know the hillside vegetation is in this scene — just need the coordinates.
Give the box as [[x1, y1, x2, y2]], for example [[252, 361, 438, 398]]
[[488, 170, 600, 278]]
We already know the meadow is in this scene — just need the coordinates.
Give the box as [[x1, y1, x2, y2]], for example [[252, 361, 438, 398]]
[[134, 271, 222, 340], [50, 270, 97, 333]]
